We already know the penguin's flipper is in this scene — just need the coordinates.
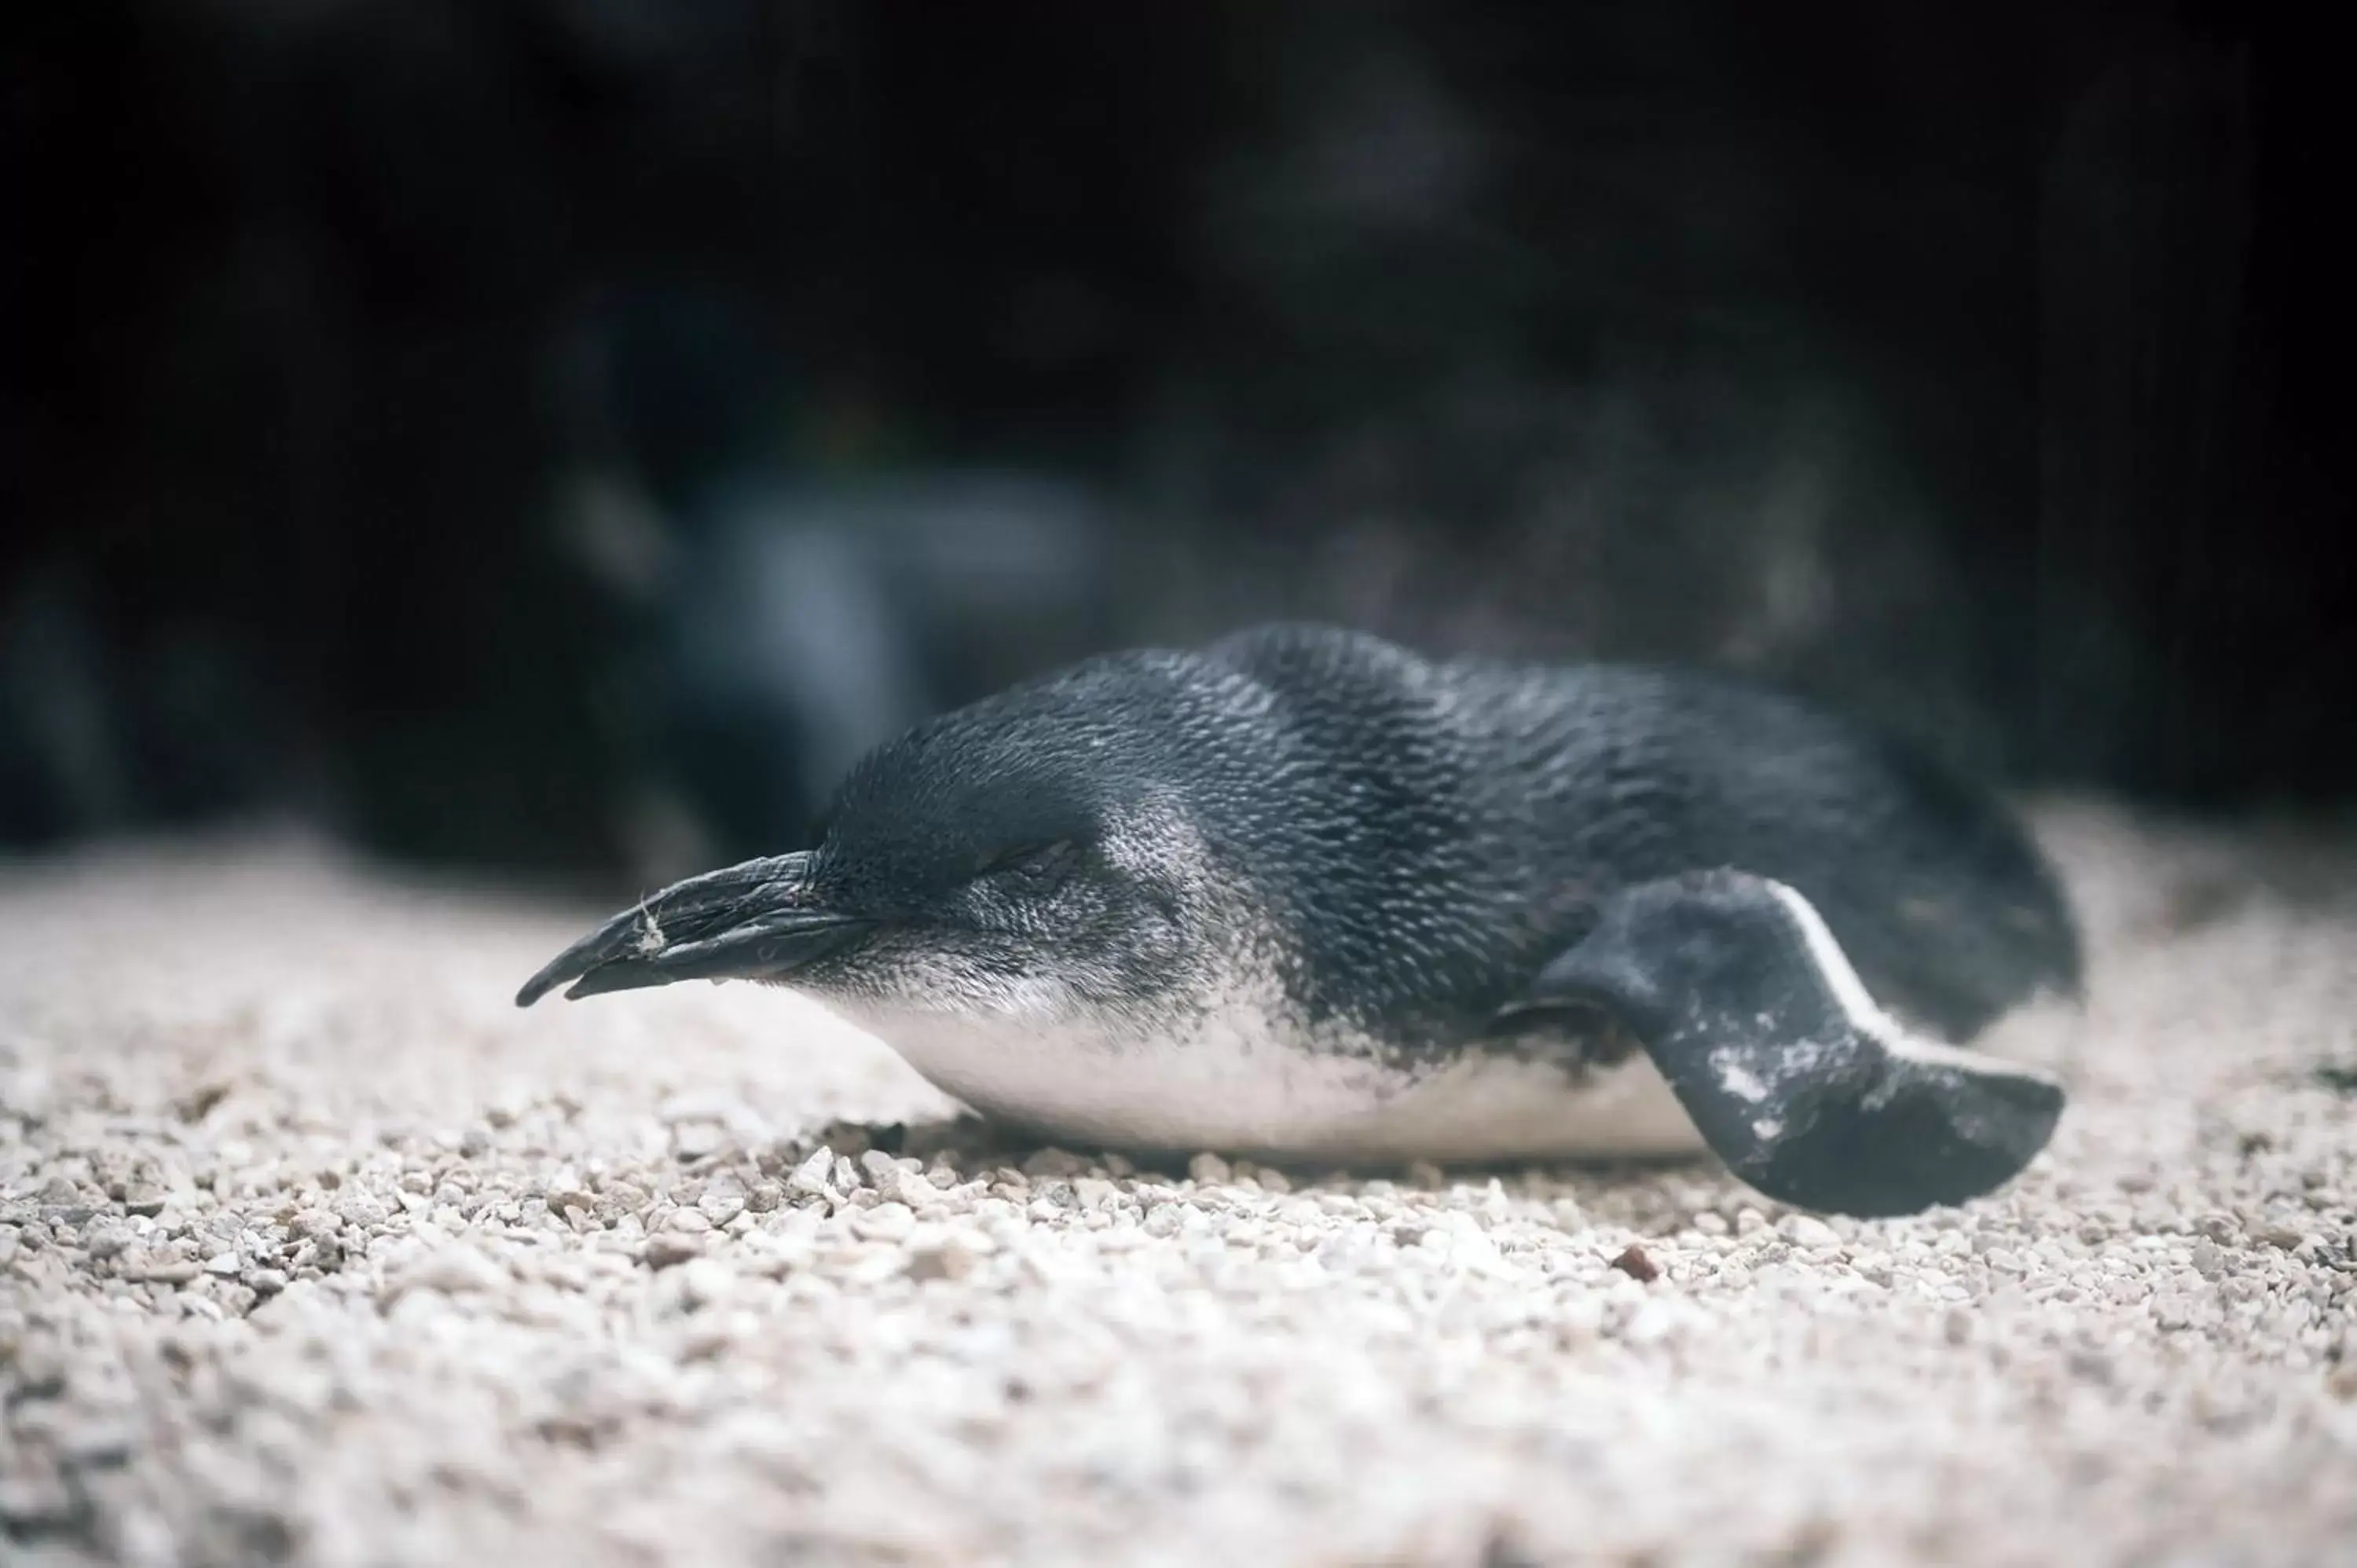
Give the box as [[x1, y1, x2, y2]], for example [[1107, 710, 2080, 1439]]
[[1516, 870, 2066, 1218]]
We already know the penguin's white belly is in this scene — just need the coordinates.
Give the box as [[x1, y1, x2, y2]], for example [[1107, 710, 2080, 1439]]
[[824, 997, 1706, 1163]]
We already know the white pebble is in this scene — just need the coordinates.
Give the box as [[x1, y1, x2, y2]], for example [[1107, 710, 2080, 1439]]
[[852, 1203, 916, 1242], [697, 1181, 747, 1229], [676, 1258, 735, 1309], [787, 1147, 835, 1196], [1780, 1214, 1841, 1251]]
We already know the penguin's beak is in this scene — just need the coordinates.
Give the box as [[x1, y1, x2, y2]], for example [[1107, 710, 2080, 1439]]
[[514, 852, 873, 1006]]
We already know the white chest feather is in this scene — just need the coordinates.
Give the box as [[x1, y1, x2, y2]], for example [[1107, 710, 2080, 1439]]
[[819, 990, 1703, 1163]]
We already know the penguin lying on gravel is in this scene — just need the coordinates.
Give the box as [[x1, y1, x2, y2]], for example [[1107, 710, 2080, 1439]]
[[519, 623, 2080, 1217]]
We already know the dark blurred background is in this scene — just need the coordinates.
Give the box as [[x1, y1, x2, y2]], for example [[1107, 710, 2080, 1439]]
[[3, 0, 2349, 894]]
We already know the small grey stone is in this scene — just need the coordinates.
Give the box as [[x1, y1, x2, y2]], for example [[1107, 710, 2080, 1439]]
[[121, 1187, 167, 1218], [1187, 1152, 1232, 1185], [1024, 1148, 1089, 1180], [291, 1237, 343, 1274], [291, 1208, 342, 1244], [2067, 1348, 2114, 1386], [644, 1233, 702, 1269], [84, 1225, 134, 1261], [818, 1123, 875, 1158], [601, 1179, 651, 1213], [130, 1256, 201, 1285], [697, 1181, 748, 1229], [905, 1241, 977, 1283]]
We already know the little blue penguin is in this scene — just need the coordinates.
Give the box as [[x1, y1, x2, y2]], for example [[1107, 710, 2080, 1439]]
[[517, 622, 2081, 1217]]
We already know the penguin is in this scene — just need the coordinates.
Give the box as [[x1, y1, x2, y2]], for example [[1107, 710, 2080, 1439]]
[[517, 623, 2080, 1217]]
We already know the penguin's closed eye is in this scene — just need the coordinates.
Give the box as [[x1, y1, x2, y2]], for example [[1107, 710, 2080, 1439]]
[[973, 839, 1080, 880]]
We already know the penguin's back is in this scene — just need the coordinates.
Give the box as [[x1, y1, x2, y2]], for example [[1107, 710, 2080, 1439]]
[[1195, 623, 2081, 1046]]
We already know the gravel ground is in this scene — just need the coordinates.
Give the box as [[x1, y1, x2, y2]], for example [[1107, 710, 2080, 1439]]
[[2, 803, 2355, 1568]]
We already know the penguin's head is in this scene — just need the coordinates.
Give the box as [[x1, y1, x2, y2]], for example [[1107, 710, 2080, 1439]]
[[515, 655, 1254, 1023]]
